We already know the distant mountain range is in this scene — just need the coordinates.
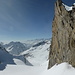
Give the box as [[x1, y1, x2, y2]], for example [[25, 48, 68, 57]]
[[0, 39, 50, 68], [4, 41, 28, 55]]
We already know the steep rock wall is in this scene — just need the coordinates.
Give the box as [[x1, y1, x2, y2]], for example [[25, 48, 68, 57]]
[[48, 0, 75, 69]]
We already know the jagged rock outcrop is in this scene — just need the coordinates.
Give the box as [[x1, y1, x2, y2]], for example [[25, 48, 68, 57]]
[[48, 0, 75, 69]]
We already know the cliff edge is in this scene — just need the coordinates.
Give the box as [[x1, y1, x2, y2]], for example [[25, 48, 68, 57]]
[[48, 0, 75, 69]]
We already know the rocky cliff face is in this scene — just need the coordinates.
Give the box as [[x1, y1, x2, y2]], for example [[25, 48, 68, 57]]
[[48, 0, 75, 69]]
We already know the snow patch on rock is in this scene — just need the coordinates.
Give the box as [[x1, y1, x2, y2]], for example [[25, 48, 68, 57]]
[[62, 3, 72, 11]]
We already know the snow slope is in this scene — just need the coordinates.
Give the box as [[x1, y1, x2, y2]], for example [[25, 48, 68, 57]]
[[4, 39, 49, 56], [24, 39, 48, 45], [1, 61, 75, 75], [21, 40, 50, 66], [40, 63, 75, 75], [0, 61, 48, 75], [0, 39, 51, 75], [1, 39, 75, 75], [0, 44, 32, 68], [0, 65, 44, 75], [3, 39, 50, 66]]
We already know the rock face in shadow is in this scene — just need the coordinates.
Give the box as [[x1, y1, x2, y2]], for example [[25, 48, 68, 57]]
[[48, 0, 75, 69], [0, 44, 15, 70]]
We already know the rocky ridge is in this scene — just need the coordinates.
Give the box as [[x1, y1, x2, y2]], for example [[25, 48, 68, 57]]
[[48, 0, 75, 69]]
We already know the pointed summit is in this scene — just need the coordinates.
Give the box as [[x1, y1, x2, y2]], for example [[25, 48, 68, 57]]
[[48, 0, 75, 69]]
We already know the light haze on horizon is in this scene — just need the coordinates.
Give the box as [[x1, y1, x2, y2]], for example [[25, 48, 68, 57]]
[[0, 0, 75, 42]]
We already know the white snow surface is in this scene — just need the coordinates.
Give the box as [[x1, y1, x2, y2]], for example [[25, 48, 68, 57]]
[[21, 40, 50, 66], [0, 61, 48, 75], [0, 39, 75, 75], [13, 58, 25, 65], [1, 62, 75, 75], [73, 3, 75, 6], [0, 44, 31, 66], [62, 3, 72, 11], [40, 62, 75, 75]]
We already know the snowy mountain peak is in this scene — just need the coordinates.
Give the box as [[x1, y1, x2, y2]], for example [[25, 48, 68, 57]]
[[4, 41, 28, 55]]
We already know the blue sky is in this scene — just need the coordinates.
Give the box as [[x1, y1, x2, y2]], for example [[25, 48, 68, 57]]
[[0, 0, 75, 42]]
